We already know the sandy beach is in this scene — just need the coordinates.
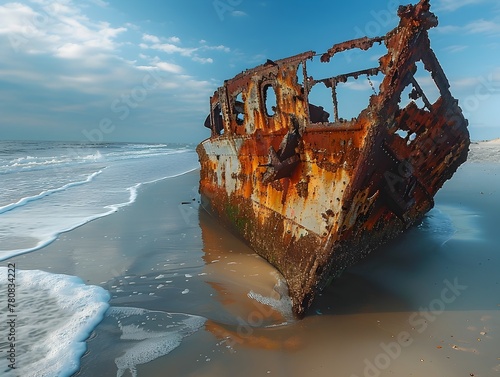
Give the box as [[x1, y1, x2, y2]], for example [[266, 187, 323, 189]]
[[3, 142, 500, 377]]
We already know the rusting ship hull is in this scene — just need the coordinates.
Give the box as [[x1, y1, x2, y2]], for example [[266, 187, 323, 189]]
[[196, 0, 469, 318]]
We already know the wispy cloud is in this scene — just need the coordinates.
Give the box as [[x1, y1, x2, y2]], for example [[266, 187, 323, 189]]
[[452, 77, 481, 90], [145, 42, 197, 57], [434, 0, 496, 12], [0, 1, 220, 141], [465, 19, 500, 35], [200, 43, 231, 53], [89, 0, 109, 7], [442, 44, 468, 53], [140, 33, 230, 64], [192, 56, 214, 64], [0, 2, 127, 58], [0, 1, 218, 91], [451, 68, 500, 92], [231, 10, 247, 17], [142, 33, 160, 43], [155, 61, 184, 74], [437, 18, 500, 36]]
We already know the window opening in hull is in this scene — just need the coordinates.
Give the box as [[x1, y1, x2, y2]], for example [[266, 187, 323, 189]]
[[335, 74, 380, 122], [305, 42, 386, 125], [264, 84, 277, 117], [414, 60, 440, 105], [235, 92, 245, 125], [398, 60, 441, 111], [296, 62, 305, 86], [307, 83, 332, 123]]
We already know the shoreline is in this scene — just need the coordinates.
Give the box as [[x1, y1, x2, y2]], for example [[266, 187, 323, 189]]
[[0, 167, 200, 262], [3, 156, 499, 376], [4, 169, 203, 285]]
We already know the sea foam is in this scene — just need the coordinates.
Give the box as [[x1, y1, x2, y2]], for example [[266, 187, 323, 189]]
[[0, 268, 110, 377], [0, 170, 103, 215], [247, 275, 294, 324], [0, 142, 199, 260], [106, 307, 206, 377]]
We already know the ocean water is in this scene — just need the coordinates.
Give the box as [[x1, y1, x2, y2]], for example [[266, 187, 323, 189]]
[[0, 267, 110, 377], [0, 140, 199, 260], [0, 140, 200, 376]]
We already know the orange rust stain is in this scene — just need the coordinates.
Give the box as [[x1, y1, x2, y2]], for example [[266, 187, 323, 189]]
[[205, 320, 301, 351], [198, 0, 470, 319]]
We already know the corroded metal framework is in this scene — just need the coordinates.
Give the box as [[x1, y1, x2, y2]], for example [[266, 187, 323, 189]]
[[196, 0, 469, 318]]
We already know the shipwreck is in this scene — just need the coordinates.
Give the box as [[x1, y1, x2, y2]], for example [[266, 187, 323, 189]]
[[196, 0, 470, 318]]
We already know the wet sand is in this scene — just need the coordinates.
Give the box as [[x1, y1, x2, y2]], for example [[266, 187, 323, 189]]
[[7, 143, 500, 377]]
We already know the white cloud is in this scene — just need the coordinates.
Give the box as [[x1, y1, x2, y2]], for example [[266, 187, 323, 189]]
[[341, 79, 379, 91], [201, 44, 230, 53], [151, 42, 196, 56], [0, 2, 127, 57], [140, 37, 230, 65], [125, 22, 139, 31], [231, 10, 247, 17], [99, 23, 126, 39], [192, 56, 214, 64], [142, 34, 182, 47], [452, 77, 481, 90], [438, 18, 500, 36], [0, 3, 39, 37], [0, 1, 219, 142], [436, 25, 461, 34], [0, 1, 172, 96], [451, 68, 500, 95], [56, 42, 85, 58], [434, 0, 495, 12], [465, 19, 500, 35], [155, 61, 184, 74], [167, 36, 181, 44], [443, 45, 468, 53], [142, 33, 160, 43], [89, 0, 109, 7]]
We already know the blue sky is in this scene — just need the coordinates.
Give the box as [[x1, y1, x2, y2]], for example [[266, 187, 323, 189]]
[[0, 0, 499, 143]]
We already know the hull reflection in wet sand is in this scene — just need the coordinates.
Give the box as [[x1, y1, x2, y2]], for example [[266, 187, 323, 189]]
[[199, 209, 301, 350]]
